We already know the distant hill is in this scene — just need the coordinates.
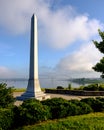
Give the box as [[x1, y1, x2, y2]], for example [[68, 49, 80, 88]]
[[68, 78, 104, 85]]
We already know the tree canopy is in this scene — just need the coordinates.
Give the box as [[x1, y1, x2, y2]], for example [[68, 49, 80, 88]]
[[92, 29, 104, 78]]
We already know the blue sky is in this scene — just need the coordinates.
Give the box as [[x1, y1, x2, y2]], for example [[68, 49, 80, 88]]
[[0, 0, 104, 79]]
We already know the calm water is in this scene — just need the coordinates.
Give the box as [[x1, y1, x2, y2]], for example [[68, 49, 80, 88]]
[[0, 78, 79, 89]]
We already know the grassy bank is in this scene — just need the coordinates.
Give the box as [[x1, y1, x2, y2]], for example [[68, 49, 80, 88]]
[[12, 88, 26, 92], [12, 88, 45, 92], [15, 112, 104, 130]]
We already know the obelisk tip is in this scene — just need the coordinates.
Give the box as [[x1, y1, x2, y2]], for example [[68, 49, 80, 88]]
[[32, 14, 37, 18]]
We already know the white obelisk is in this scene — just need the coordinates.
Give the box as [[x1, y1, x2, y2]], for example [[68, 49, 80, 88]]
[[17, 14, 50, 100], [26, 14, 41, 94]]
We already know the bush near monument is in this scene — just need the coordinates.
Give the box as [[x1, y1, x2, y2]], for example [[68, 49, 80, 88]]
[[12, 97, 104, 129], [2, 82, 104, 129], [69, 99, 93, 114], [0, 108, 14, 130], [13, 98, 51, 127], [0, 83, 15, 108], [41, 98, 92, 118], [14, 113, 104, 130], [81, 98, 104, 112]]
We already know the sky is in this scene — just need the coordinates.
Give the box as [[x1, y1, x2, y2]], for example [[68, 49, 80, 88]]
[[0, 0, 104, 79]]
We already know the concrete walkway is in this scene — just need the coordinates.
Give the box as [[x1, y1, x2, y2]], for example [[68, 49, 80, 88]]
[[13, 92, 104, 106]]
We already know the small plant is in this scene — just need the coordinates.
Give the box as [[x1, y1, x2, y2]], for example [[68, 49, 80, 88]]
[[56, 86, 64, 89], [68, 84, 72, 90]]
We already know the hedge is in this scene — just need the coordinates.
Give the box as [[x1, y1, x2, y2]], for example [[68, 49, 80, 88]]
[[0, 108, 14, 130], [13, 98, 51, 126], [81, 98, 104, 112]]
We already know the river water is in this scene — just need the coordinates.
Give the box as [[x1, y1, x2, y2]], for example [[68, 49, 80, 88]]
[[0, 78, 79, 89]]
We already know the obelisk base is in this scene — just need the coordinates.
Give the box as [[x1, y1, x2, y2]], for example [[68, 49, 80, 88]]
[[16, 91, 50, 101], [16, 79, 50, 101]]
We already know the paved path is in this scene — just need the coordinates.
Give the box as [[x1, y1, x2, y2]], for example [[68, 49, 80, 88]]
[[13, 92, 104, 106]]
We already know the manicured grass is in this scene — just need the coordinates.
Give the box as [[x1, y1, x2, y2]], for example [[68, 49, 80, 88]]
[[12, 88, 26, 92], [15, 112, 104, 130], [12, 88, 45, 92]]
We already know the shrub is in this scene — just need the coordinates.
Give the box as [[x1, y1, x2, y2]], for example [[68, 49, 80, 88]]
[[41, 98, 81, 119], [42, 98, 70, 119], [99, 84, 104, 91], [69, 99, 93, 114], [68, 84, 72, 90], [0, 83, 15, 108], [56, 86, 64, 89], [80, 84, 104, 91], [79, 86, 84, 90], [81, 98, 104, 112], [83, 84, 99, 91], [14, 98, 51, 126], [96, 97, 104, 102], [0, 108, 14, 130], [66, 102, 81, 116]]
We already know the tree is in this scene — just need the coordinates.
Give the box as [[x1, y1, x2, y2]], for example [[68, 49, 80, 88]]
[[92, 29, 104, 78]]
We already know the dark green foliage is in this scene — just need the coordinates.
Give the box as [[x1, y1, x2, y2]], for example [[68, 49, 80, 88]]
[[92, 57, 104, 78], [66, 102, 81, 116], [14, 98, 51, 126], [81, 98, 104, 112], [68, 84, 72, 90], [11, 113, 104, 130], [0, 108, 14, 130], [69, 100, 93, 114], [42, 98, 70, 119], [98, 84, 104, 90], [81, 83, 104, 91], [0, 83, 15, 108], [96, 97, 104, 102], [22, 98, 40, 104], [93, 29, 104, 53], [78, 102, 93, 114], [83, 84, 99, 91], [41, 98, 92, 119], [93, 29, 104, 78], [56, 86, 64, 89]]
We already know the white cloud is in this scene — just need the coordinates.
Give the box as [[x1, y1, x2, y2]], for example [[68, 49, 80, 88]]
[[0, 66, 14, 78], [55, 43, 103, 77], [0, 66, 27, 78], [0, 0, 103, 49], [40, 11, 102, 49]]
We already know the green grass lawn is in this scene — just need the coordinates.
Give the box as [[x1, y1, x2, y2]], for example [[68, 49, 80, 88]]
[[15, 112, 104, 130], [12, 88, 26, 92], [12, 88, 45, 92]]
